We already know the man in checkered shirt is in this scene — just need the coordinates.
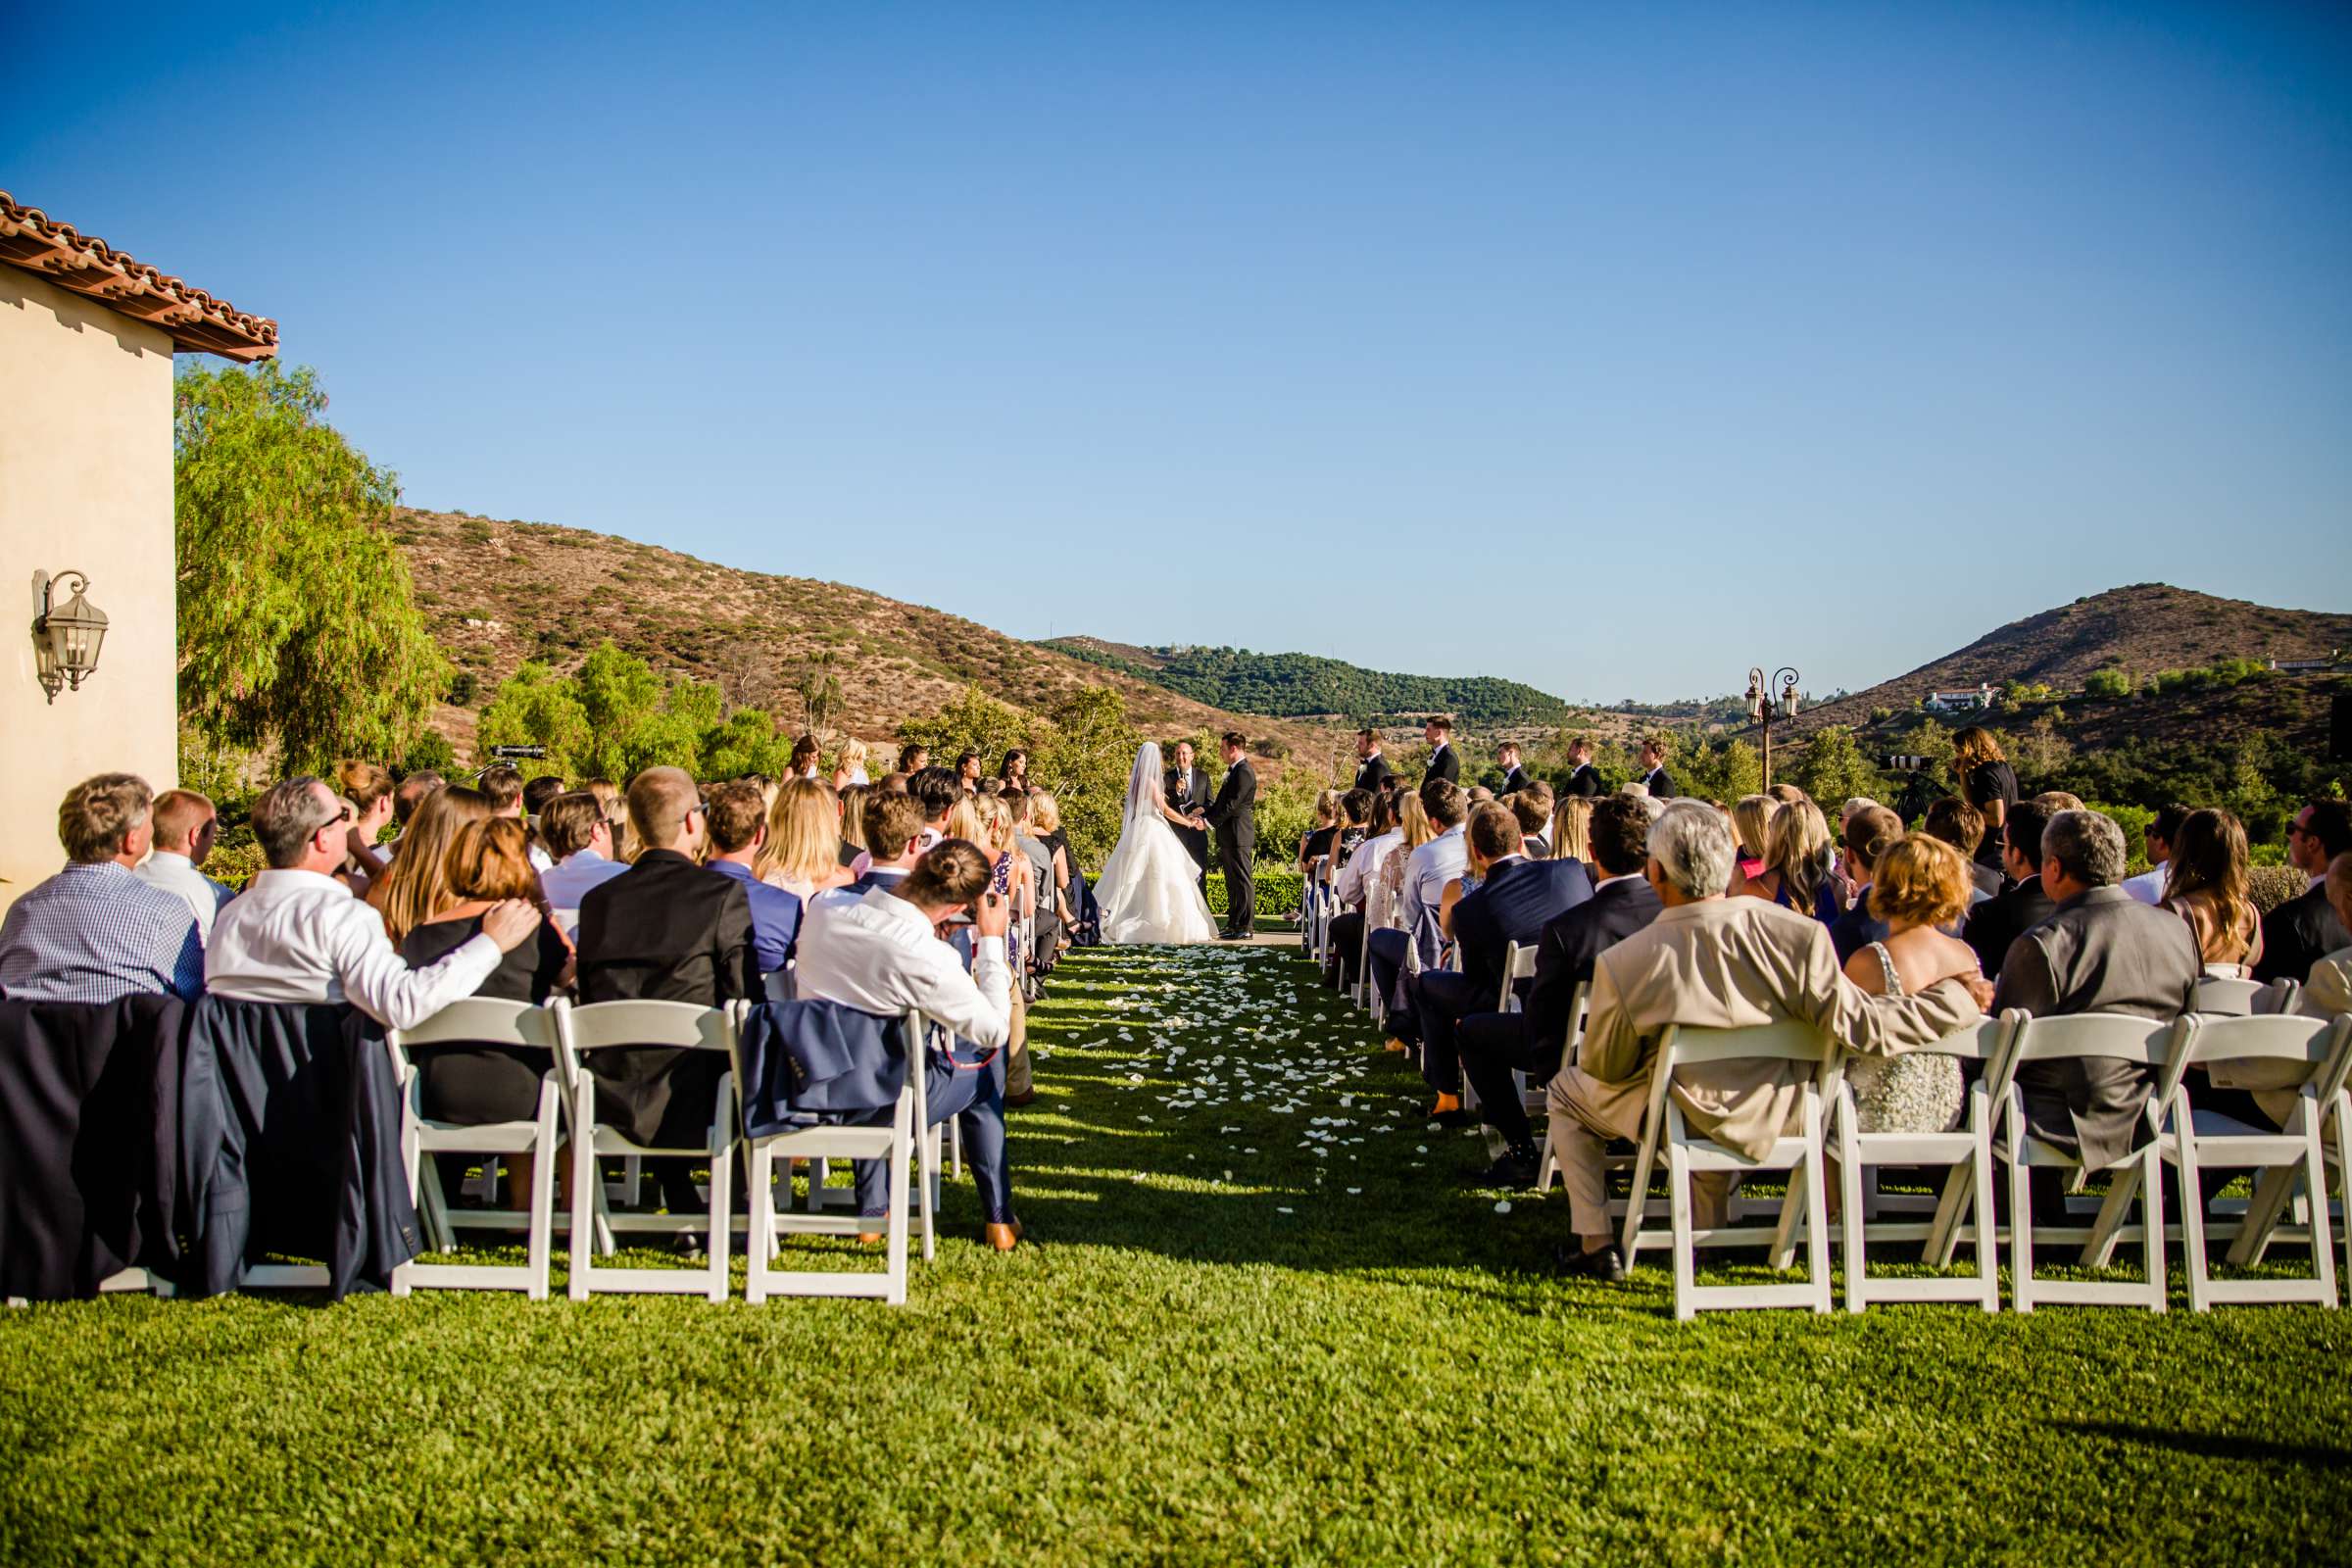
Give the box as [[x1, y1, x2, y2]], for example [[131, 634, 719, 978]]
[[0, 773, 204, 1004]]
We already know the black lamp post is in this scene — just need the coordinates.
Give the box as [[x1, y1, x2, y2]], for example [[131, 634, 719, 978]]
[[1744, 664, 1802, 789], [31, 569, 108, 704]]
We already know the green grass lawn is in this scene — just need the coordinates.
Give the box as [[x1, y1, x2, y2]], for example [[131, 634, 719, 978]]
[[5, 943, 2350, 1563]]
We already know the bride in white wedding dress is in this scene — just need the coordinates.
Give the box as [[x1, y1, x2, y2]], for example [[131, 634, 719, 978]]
[[1095, 742, 1221, 946]]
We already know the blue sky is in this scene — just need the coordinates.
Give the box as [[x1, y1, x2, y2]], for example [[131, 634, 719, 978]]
[[11, 2, 2350, 704]]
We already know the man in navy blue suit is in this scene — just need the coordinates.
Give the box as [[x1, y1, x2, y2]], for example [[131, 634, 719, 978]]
[[1408, 803, 1592, 1123], [1453, 794, 1663, 1186]]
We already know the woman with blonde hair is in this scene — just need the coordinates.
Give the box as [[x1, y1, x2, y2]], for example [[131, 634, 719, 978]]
[[757, 777, 853, 900], [1370, 793, 1435, 934], [1740, 796, 1839, 922], [583, 778, 632, 862], [837, 782, 873, 865], [1548, 797, 1593, 865], [832, 737, 871, 791], [2163, 807, 2265, 975], [1730, 795, 1779, 888], [368, 785, 495, 945], [1839, 834, 1980, 1133]]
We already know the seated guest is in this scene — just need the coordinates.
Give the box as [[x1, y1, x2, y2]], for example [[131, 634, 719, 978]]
[[520, 773, 566, 871], [1497, 742, 1532, 796], [1327, 794, 1402, 992], [2254, 799, 2352, 985], [1840, 835, 1983, 1134], [399, 818, 574, 1208], [1547, 795, 1592, 866], [583, 778, 631, 861], [371, 787, 494, 939], [1408, 803, 1594, 1121], [382, 768, 445, 861], [537, 790, 628, 920], [1546, 803, 1988, 1280], [0, 773, 204, 1003], [1729, 795, 1780, 890], [478, 765, 526, 821], [836, 783, 873, 869], [1511, 783, 1554, 858], [2160, 808, 2263, 975], [703, 778, 804, 977], [575, 767, 759, 1226], [1992, 809, 2199, 1185], [1922, 798, 1999, 902], [2034, 791, 2084, 812], [1365, 780, 1468, 1053], [820, 790, 930, 910], [1830, 797, 1883, 911], [1740, 797, 1840, 923], [794, 840, 1022, 1250], [1552, 804, 1994, 1278], [1455, 794, 1661, 1185], [906, 766, 962, 849], [756, 778, 854, 902], [1029, 791, 1079, 945], [135, 787, 235, 943], [207, 776, 539, 1027], [2254, 852, 2352, 1125], [1011, 790, 1060, 962], [1961, 799, 2055, 980], [1298, 791, 1345, 882], [2121, 803, 2191, 906], [336, 760, 398, 892], [1827, 805, 1905, 963]]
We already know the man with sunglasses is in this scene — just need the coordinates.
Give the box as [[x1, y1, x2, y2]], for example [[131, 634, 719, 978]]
[[2255, 800, 2352, 985], [206, 776, 542, 1026]]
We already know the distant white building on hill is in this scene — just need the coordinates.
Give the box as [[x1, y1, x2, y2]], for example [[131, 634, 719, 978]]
[[1923, 683, 1996, 712]]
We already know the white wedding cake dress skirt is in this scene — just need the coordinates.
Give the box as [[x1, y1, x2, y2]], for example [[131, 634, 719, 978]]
[[1095, 812, 1220, 946]]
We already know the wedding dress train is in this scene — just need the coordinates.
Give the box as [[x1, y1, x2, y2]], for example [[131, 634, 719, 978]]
[[1095, 742, 1220, 946]]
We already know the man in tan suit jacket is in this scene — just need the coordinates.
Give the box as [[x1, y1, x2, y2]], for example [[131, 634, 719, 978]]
[[1549, 802, 1992, 1280]]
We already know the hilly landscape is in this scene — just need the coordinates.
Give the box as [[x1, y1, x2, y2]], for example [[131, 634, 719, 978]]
[[1041, 637, 1575, 724], [391, 508, 1348, 774]]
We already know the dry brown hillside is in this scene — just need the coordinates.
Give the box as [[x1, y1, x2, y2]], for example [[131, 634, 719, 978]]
[[1784, 583, 2350, 744], [392, 508, 1345, 773]]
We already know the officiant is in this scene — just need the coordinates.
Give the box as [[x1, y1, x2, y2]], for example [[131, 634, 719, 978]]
[[1166, 739, 1212, 896]]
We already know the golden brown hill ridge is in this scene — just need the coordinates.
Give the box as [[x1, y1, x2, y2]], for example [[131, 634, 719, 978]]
[[393, 508, 1346, 772], [1780, 583, 2350, 749]]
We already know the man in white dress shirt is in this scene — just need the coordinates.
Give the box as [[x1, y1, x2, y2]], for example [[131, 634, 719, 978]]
[[206, 776, 541, 1030], [134, 789, 236, 944], [537, 792, 629, 924], [794, 839, 1022, 1250], [2120, 803, 2188, 906]]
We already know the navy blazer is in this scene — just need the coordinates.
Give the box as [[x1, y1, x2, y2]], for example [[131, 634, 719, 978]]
[[736, 1000, 912, 1137], [1522, 874, 1662, 1054], [1451, 857, 1594, 1005]]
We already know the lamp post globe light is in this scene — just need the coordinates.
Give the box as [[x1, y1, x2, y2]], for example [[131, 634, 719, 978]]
[[1743, 664, 1801, 789], [31, 569, 108, 704]]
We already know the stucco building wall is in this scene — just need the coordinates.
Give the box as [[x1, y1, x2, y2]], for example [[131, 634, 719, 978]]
[[0, 267, 178, 913]]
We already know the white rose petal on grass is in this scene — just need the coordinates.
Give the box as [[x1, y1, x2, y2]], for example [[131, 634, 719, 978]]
[[1276, 1206, 1295, 1214], [1494, 1200, 1513, 1215], [1347, 1187, 1362, 1195], [1415, 1145, 1429, 1154]]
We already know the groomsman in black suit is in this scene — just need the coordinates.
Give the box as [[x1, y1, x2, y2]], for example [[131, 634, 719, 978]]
[[1203, 733, 1257, 939], [1422, 716, 1460, 785], [1165, 739, 1213, 897], [1961, 799, 2056, 981], [1497, 742, 1532, 796], [1561, 738, 1603, 799], [1637, 737, 1676, 799], [1352, 729, 1395, 795]]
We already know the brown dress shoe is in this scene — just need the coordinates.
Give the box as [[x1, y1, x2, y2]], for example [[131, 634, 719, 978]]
[[982, 1222, 1020, 1252]]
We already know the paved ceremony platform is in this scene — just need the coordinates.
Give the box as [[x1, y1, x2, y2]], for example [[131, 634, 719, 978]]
[[3, 940, 2343, 1562]]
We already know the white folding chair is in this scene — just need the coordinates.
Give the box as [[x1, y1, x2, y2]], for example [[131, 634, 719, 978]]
[[1462, 941, 1543, 1132], [1617, 1019, 1841, 1319], [1350, 913, 1374, 1010], [2191, 974, 2269, 1017], [729, 1003, 917, 1303], [1990, 1011, 2187, 1313], [1838, 1012, 2021, 1314], [388, 999, 563, 1298], [1533, 981, 1591, 1194], [556, 999, 738, 1301], [2158, 1012, 2349, 1311]]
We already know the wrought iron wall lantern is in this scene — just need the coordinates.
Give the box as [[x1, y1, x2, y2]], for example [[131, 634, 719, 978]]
[[31, 569, 108, 703]]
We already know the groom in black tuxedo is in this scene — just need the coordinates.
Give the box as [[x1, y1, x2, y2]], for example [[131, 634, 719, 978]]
[[1203, 732, 1257, 939], [1165, 738, 1212, 897]]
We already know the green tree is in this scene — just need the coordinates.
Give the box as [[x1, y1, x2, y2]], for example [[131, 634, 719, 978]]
[[174, 362, 447, 772], [2083, 668, 2133, 699], [1674, 737, 1762, 803], [700, 707, 793, 780], [1791, 725, 1886, 808], [476, 661, 592, 774], [1030, 687, 1142, 870]]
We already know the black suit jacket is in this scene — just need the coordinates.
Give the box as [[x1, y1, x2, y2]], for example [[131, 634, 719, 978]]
[[575, 849, 760, 1144], [1963, 874, 2055, 981], [1352, 754, 1395, 794], [1450, 857, 1593, 1008], [1966, 859, 2005, 901], [1522, 874, 1662, 1059], [1993, 886, 2200, 1170], [1499, 765, 1532, 795], [1424, 744, 1460, 786], [1563, 763, 1602, 799], [1204, 760, 1256, 853], [2253, 883, 2350, 986], [1642, 766, 1676, 800], [1165, 764, 1211, 816]]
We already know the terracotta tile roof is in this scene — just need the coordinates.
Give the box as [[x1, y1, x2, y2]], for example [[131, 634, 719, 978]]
[[0, 190, 277, 362]]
